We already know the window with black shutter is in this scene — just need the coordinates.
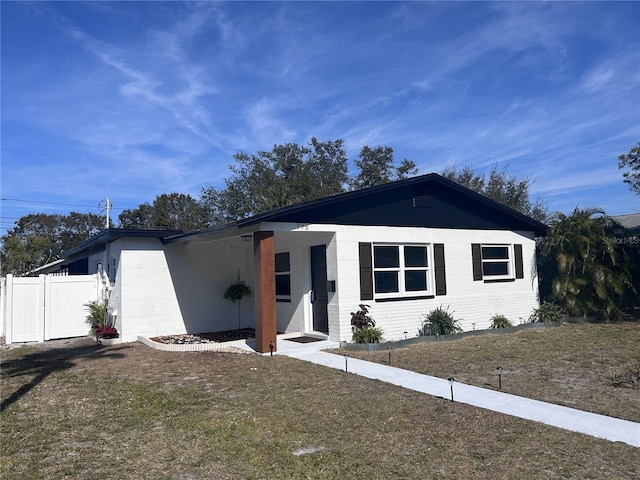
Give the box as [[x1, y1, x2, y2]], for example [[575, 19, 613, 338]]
[[359, 242, 445, 300], [471, 243, 524, 282]]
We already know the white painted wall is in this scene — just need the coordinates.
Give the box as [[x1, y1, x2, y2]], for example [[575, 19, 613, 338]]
[[157, 228, 338, 338], [163, 238, 254, 334], [245, 222, 540, 342], [326, 237, 341, 338], [106, 222, 540, 345], [114, 238, 184, 342], [88, 251, 106, 275], [328, 224, 540, 342], [111, 233, 334, 342]]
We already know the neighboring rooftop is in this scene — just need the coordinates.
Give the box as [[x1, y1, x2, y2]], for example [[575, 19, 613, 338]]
[[611, 213, 640, 234]]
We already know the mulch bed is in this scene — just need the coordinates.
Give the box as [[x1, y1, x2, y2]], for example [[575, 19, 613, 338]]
[[151, 328, 257, 345]]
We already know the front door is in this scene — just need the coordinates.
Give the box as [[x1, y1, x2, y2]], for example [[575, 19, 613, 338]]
[[310, 244, 329, 334]]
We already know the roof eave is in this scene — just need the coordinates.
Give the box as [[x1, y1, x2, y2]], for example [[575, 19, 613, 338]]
[[63, 228, 183, 259]]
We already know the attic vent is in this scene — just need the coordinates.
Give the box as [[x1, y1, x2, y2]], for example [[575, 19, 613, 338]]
[[412, 195, 436, 208]]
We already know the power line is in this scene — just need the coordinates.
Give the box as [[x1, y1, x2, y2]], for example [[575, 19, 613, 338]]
[[0, 198, 126, 210], [1, 198, 99, 208]]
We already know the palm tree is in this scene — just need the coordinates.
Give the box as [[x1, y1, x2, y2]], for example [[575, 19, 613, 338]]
[[538, 208, 633, 320]]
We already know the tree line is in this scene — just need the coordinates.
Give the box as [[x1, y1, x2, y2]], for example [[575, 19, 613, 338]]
[[1, 139, 638, 320], [120, 139, 421, 229], [118, 138, 549, 229]]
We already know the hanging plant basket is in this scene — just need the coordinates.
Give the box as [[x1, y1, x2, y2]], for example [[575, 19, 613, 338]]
[[224, 276, 252, 303]]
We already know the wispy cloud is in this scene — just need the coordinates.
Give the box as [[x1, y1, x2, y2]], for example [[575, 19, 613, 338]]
[[243, 98, 298, 147], [1, 1, 638, 236], [13, 4, 237, 201], [40, 2, 225, 152]]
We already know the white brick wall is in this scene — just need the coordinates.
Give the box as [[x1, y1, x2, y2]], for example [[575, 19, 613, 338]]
[[108, 223, 540, 344], [329, 225, 539, 342], [117, 239, 184, 342]]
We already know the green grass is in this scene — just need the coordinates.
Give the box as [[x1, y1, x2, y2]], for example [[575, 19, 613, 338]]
[[1, 325, 639, 479], [333, 322, 640, 423]]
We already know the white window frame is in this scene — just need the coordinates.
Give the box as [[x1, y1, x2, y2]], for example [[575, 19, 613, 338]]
[[372, 243, 433, 299], [480, 244, 514, 280]]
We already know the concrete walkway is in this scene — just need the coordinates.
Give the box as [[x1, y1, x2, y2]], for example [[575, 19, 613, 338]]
[[274, 338, 640, 448]]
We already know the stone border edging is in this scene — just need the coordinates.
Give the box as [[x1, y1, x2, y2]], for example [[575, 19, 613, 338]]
[[137, 331, 304, 353], [340, 322, 562, 352]]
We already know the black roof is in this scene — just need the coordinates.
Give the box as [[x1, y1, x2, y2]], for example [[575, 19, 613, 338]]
[[63, 228, 183, 260], [166, 173, 547, 244], [61, 174, 547, 257]]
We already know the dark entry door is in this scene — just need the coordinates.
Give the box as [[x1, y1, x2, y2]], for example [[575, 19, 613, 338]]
[[310, 245, 329, 334]]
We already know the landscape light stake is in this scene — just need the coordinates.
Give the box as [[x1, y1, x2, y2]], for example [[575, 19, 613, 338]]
[[345, 353, 348, 373], [269, 340, 274, 356], [496, 366, 503, 390], [404, 331, 408, 340], [388, 347, 392, 366], [448, 377, 455, 402]]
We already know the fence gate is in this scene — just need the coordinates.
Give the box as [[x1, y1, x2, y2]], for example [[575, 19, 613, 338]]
[[2, 274, 100, 344]]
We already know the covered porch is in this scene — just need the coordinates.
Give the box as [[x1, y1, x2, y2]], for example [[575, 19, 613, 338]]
[[163, 225, 337, 353]]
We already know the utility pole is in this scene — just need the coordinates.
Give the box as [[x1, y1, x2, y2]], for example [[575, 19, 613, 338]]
[[99, 198, 112, 229], [105, 198, 111, 228]]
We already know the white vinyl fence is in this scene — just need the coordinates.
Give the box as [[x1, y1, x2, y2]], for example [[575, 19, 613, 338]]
[[1, 274, 102, 344]]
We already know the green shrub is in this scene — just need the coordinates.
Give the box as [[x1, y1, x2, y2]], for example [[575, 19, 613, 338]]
[[350, 304, 383, 343], [529, 301, 566, 324], [85, 300, 118, 339], [420, 306, 462, 336], [351, 326, 384, 344], [85, 300, 108, 327], [490, 314, 513, 329]]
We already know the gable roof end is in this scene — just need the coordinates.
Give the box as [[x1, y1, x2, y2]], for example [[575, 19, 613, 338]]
[[241, 173, 547, 234], [166, 173, 547, 244]]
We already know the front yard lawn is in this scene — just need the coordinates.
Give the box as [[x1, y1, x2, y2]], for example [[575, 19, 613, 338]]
[[1, 323, 638, 479], [333, 322, 640, 423]]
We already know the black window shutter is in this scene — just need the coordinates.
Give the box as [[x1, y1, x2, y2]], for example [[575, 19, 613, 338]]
[[434, 243, 447, 295], [471, 244, 482, 281], [514, 244, 524, 279], [358, 242, 374, 301]]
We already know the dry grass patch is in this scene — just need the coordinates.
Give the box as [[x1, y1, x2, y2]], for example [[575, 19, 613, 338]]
[[1, 333, 638, 480], [333, 322, 640, 422]]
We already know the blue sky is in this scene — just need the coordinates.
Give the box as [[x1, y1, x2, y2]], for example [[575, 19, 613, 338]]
[[2, 1, 639, 236]]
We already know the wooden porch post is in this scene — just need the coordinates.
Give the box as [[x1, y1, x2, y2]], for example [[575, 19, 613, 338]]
[[253, 231, 276, 353]]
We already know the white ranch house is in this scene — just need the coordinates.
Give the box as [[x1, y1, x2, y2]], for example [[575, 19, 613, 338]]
[[58, 174, 547, 353]]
